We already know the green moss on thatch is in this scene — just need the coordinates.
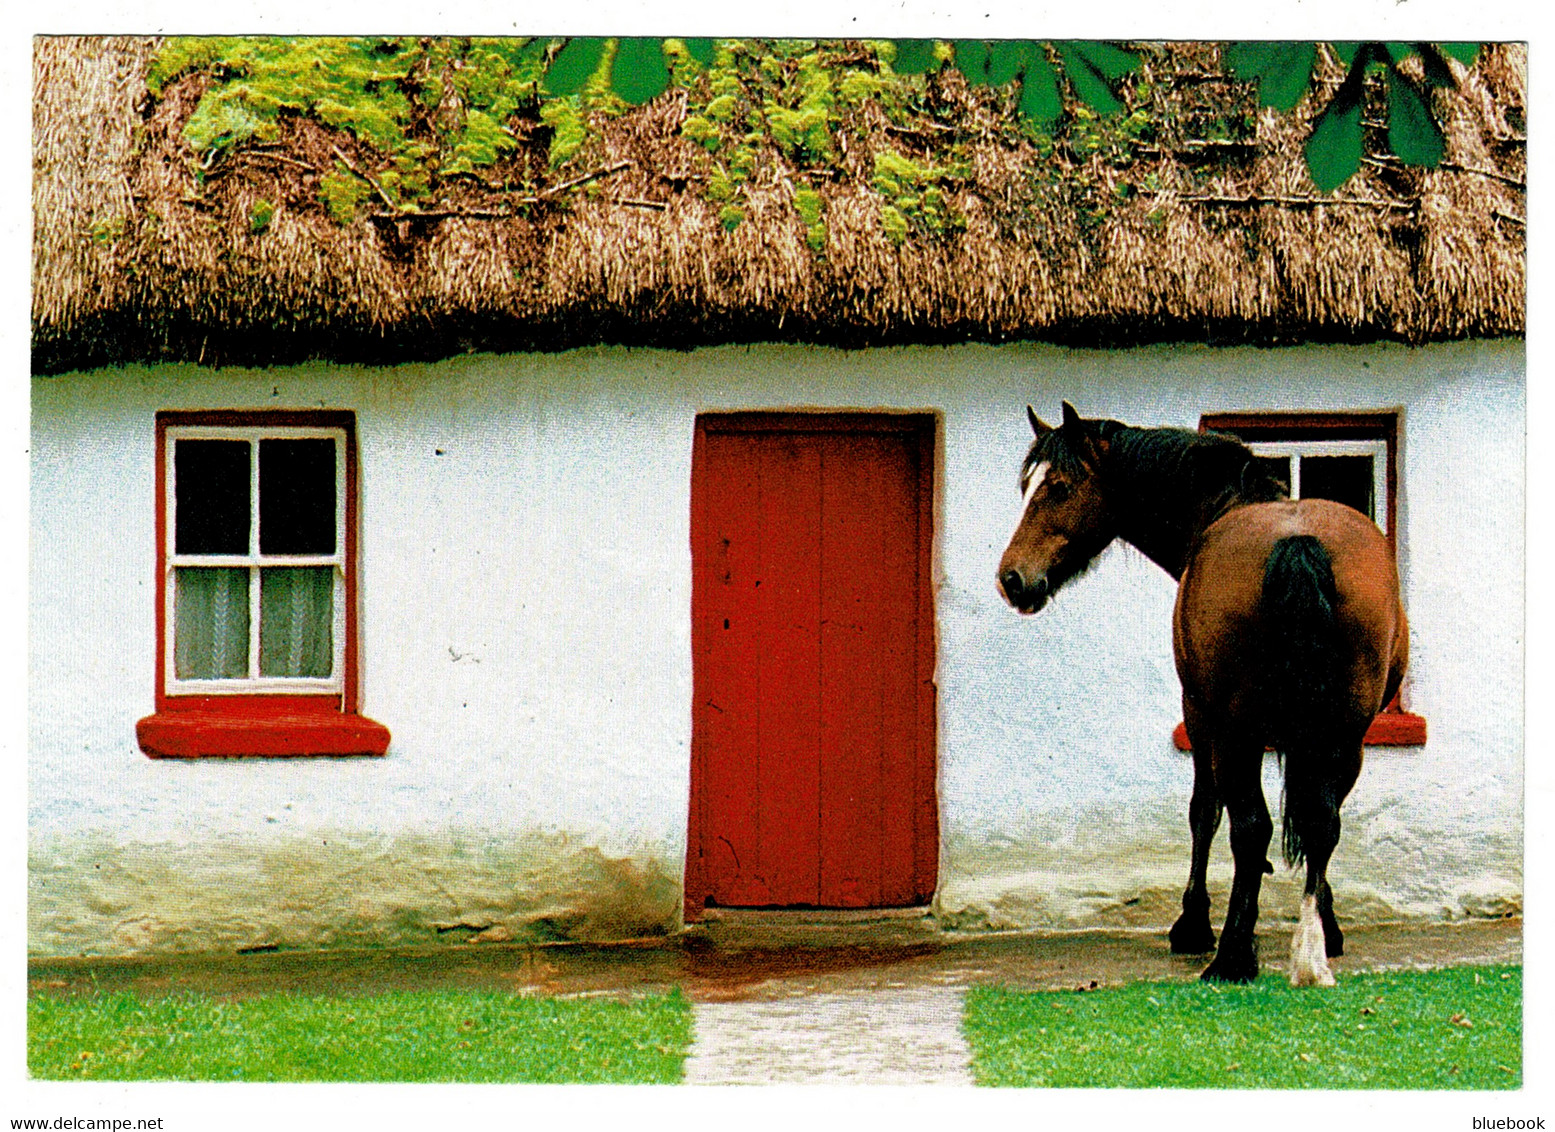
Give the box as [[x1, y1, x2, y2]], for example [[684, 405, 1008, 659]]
[[680, 115, 720, 151], [247, 199, 275, 233], [87, 214, 128, 246], [763, 51, 837, 163], [540, 98, 589, 168], [318, 167, 369, 222], [793, 186, 826, 251], [141, 36, 1164, 245], [872, 150, 967, 236], [149, 37, 552, 207], [150, 38, 1039, 238], [155, 39, 424, 158]]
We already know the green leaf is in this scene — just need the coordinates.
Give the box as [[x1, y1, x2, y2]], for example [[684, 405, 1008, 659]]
[[1384, 42, 1416, 65], [1305, 96, 1364, 191], [890, 39, 940, 74], [1330, 42, 1360, 67], [1439, 42, 1481, 67], [1065, 40, 1140, 80], [612, 38, 669, 104], [986, 41, 1027, 86], [1388, 69, 1445, 166], [1056, 41, 1127, 115], [682, 38, 716, 66], [1226, 41, 1316, 111], [1019, 51, 1062, 122], [1224, 41, 1273, 75], [1262, 42, 1317, 110], [954, 40, 991, 84], [543, 37, 607, 96]]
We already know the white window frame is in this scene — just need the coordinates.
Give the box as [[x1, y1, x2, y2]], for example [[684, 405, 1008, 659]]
[[1245, 437, 1390, 535], [164, 424, 348, 696]]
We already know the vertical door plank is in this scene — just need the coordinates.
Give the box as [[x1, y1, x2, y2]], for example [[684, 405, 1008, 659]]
[[754, 433, 823, 905], [876, 433, 922, 905], [819, 431, 887, 906], [698, 430, 764, 903]]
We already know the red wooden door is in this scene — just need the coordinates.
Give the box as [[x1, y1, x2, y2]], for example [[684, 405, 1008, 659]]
[[686, 413, 937, 914]]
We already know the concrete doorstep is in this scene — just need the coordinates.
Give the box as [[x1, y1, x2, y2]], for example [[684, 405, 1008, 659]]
[[683, 985, 974, 1086]]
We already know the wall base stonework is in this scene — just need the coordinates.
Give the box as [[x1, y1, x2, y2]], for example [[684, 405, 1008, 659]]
[[28, 830, 681, 957], [935, 805, 1524, 934]]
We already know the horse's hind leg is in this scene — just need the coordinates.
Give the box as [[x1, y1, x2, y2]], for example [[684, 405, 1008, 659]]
[[1170, 714, 1221, 954], [1288, 743, 1363, 986], [1201, 739, 1273, 984], [1289, 814, 1341, 987]]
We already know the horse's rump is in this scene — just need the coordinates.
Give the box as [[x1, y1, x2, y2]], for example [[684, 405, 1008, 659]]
[[1177, 500, 1402, 715], [1178, 502, 1403, 865]]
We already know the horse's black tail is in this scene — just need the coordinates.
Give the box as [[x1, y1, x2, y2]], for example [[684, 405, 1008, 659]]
[[1261, 535, 1344, 867]]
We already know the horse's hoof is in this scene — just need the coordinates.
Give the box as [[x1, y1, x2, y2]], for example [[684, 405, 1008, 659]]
[[1201, 952, 1259, 984], [1169, 919, 1216, 954], [1289, 961, 1336, 987]]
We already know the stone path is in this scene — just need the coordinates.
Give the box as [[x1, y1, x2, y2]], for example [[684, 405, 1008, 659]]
[[682, 985, 974, 1085]]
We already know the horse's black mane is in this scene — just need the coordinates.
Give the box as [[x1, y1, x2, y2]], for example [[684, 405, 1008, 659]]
[[1025, 420, 1284, 504], [1023, 417, 1287, 577], [1109, 424, 1287, 507]]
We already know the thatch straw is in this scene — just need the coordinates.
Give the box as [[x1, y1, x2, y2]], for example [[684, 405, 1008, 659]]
[[32, 38, 1525, 374]]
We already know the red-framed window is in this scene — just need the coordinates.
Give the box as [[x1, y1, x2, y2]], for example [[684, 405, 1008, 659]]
[[135, 410, 390, 758], [1171, 410, 1425, 749]]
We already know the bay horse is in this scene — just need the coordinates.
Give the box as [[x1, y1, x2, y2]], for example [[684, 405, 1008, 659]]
[[997, 403, 1407, 985]]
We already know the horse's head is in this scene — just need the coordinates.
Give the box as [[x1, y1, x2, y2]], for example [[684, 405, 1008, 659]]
[[997, 401, 1119, 614]]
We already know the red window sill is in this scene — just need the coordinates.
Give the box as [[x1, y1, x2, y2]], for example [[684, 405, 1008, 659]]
[[1172, 711, 1426, 752], [137, 698, 391, 758]]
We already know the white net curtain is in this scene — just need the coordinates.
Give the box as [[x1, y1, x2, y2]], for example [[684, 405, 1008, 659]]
[[174, 566, 249, 679], [259, 566, 334, 677]]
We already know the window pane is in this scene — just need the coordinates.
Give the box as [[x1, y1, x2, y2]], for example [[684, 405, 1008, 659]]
[[259, 438, 336, 555], [1301, 455, 1375, 521], [1256, 455, 1292, 496], [259, 567, 334, 677], [175, 567, 250, 678], [175, 440, 251, 554]]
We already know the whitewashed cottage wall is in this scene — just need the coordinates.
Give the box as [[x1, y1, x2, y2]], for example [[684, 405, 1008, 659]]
[[29, 339, 1523, 954]]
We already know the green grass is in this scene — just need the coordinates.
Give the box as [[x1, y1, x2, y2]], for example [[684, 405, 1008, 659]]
[[964, 964, 1521, 1089], [29, 988, 693, 1083]]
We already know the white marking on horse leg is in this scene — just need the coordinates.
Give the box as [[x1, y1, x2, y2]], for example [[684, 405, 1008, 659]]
[[1021, 461, 1050, 508], [1289, 894, 1335, 987]]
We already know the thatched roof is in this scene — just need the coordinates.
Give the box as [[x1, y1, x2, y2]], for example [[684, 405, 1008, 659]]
[[32, 37, 1525, 375]]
